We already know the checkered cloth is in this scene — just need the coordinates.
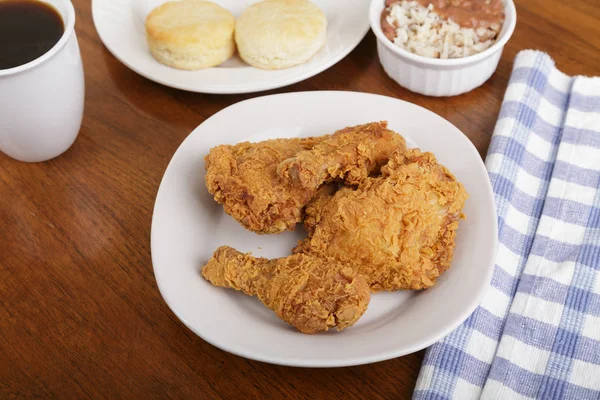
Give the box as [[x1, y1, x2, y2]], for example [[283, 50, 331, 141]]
[[414, 50, 600, 400]]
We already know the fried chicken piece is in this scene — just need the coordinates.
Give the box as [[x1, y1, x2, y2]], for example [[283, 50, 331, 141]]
[[205, 137, 325, 234], [202, 246, 371, 334], [205, 123, 406, 234], [295, 148, 468, 291], [278, 121, 406, 190]]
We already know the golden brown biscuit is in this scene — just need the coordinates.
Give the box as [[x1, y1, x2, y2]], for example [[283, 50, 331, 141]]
[[145, 0, 235, 70], [235, 0, 327, 70]]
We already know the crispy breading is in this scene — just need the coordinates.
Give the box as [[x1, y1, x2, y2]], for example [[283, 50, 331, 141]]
[[205, 137, 324, 234], [278, 121, 406, 190], [204, 122, 406, 234], [295, 148, 468, 291], [202, 246, 371, 334]]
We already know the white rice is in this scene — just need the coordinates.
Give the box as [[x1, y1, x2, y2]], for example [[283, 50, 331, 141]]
[[386, 1, 502, 59]]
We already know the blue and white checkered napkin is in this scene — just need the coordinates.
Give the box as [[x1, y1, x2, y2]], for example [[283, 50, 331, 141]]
[[414, 50, 600, 400]]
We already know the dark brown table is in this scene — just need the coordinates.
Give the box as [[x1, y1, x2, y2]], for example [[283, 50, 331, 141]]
[[2, 0, 599, 398]]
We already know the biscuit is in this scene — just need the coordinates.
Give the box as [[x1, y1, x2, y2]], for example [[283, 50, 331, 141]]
[[235, 0, 327, 70], [145, 0, 235, 70]]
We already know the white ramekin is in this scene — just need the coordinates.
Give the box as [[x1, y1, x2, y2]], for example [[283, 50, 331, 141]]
[[370, 0, 517, 97]]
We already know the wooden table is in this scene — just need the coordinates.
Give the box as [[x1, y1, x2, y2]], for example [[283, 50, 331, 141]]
[[2, 1, 599, 398]]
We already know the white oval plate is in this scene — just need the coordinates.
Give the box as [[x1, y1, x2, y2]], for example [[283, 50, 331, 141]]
[[92, 0, 370, 94], [151, 91, 498, 367]]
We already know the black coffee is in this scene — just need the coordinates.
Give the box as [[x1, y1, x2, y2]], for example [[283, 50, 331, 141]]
[[0, 0, 64, 70]]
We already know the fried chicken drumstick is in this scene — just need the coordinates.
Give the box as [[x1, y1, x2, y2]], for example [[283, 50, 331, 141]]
[[202, 246, 370, 334], [204, 122, 405, 234], [295, 148, 468, 291]]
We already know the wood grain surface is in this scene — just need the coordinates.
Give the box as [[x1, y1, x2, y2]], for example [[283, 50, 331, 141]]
[[1, 1, 599, 399]]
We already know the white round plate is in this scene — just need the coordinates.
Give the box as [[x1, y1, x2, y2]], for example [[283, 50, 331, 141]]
[[151, 91, 498, 367], [92, 0, 370, 94]]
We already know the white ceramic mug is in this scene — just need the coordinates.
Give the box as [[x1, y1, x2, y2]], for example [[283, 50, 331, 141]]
[[0, 0, 84, 162]]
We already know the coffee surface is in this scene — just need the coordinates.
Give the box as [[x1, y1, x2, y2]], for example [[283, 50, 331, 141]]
[[0, 0, 64, 70]]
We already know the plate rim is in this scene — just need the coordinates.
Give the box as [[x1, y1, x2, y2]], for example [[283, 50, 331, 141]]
[[91, 0, 371, 94], [150, 90, 498, 367]]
